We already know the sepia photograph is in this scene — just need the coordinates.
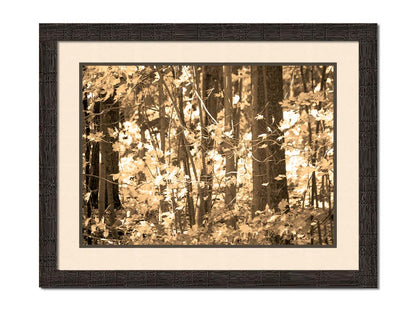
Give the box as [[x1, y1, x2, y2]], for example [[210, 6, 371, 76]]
[[81, 64, 335, 246]]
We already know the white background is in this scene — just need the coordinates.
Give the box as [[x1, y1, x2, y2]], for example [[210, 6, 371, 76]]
[[1, 1, 413, 311]]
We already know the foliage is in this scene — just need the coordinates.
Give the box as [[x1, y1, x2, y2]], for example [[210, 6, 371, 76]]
[[81, 65, 334, 246]]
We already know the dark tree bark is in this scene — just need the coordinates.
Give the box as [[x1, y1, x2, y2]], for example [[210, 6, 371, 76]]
[[176, 74, 196, 227], [265, 65, 289, 211], [97, 100, 107, 219], [97, 95, 121, 224], [300, 65, 318, 208], [316, 65, 328, 208], [223, 65, 236, 209], [200, 65, 220, 220], [88, 101, 100, 211], [310, 65, 328, 209], [260, 66, 272, 205], [232, 66, 242, 184], [82, 96, 93, 244], [158, 71, 169, 214], [251, 66, 268, 216], [106, 95, 121, 224], [300, 66, 308, 94], [320, 65, 327, 93]]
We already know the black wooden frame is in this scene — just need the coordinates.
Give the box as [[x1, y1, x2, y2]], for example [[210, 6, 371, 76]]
[[39, 23, 378, 288]]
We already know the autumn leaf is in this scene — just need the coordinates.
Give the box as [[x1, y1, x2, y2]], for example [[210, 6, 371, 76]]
[[154, 175, 164, 186], [239, 224, 251, 235], [274, 174, 286, 181]]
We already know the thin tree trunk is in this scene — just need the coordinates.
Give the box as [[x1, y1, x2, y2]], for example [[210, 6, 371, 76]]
[[301, 65, 318, 208], [261, 66, 272, 206], [300, 66, 308, 93], [232, 66, 242, 178], [223, 65, 236, 209], [321, 175, 326, 210], [106, 170, 115, 225], [310, 66, 315, 91], [158, 71, 168, 214], [317, 220, 323, 245], [318, 65, 328, 208], [83, 97, 93, 244], [327, 174, 332, 210], [88, 101, 100, 211], [156, 67, 199, 227], [106, 96, 121, 212], [176, 80, 196, 227], [312, 65, 328, 209], [98, 101, 107, 219], [198, 66, 208, 224], [320, 65, 327, 93], [289, 67, 295, 98]]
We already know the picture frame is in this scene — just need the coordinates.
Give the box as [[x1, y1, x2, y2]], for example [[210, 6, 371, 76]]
[[39, 23, 377, 288]]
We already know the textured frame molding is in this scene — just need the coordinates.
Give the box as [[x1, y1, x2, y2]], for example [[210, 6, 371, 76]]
[[39, 23, 377, 288]]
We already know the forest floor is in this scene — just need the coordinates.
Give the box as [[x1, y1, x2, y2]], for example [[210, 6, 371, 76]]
[[83, 205, 334, 246]]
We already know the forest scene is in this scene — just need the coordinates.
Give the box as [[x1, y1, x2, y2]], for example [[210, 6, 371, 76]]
[[81, 64, 335, 246]]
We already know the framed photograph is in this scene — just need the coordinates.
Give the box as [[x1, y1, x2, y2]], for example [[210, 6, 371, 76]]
[[39, 23, 377, 288]]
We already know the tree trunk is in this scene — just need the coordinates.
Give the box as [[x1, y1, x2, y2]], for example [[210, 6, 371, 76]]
[[310, 66, 328, 208], [301, 65, 317, 208], [98, 100, 107, 220], [82, 97, 93, 244], [158, 72, 168, 214], [176, 79, 196, 227], [232, 66, 242, 189], [300, 66, 308, 93], [88, 100, 100, 211], [261, 66, 272, 205], [97, 95, 120, 223], [251, 66, 268, 216], [265, 66, 289, 211], [223, 65, 236, 209], [200, 65, 220, 219], [107, 97, 123, 210], [106, 95, 121, 220]]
